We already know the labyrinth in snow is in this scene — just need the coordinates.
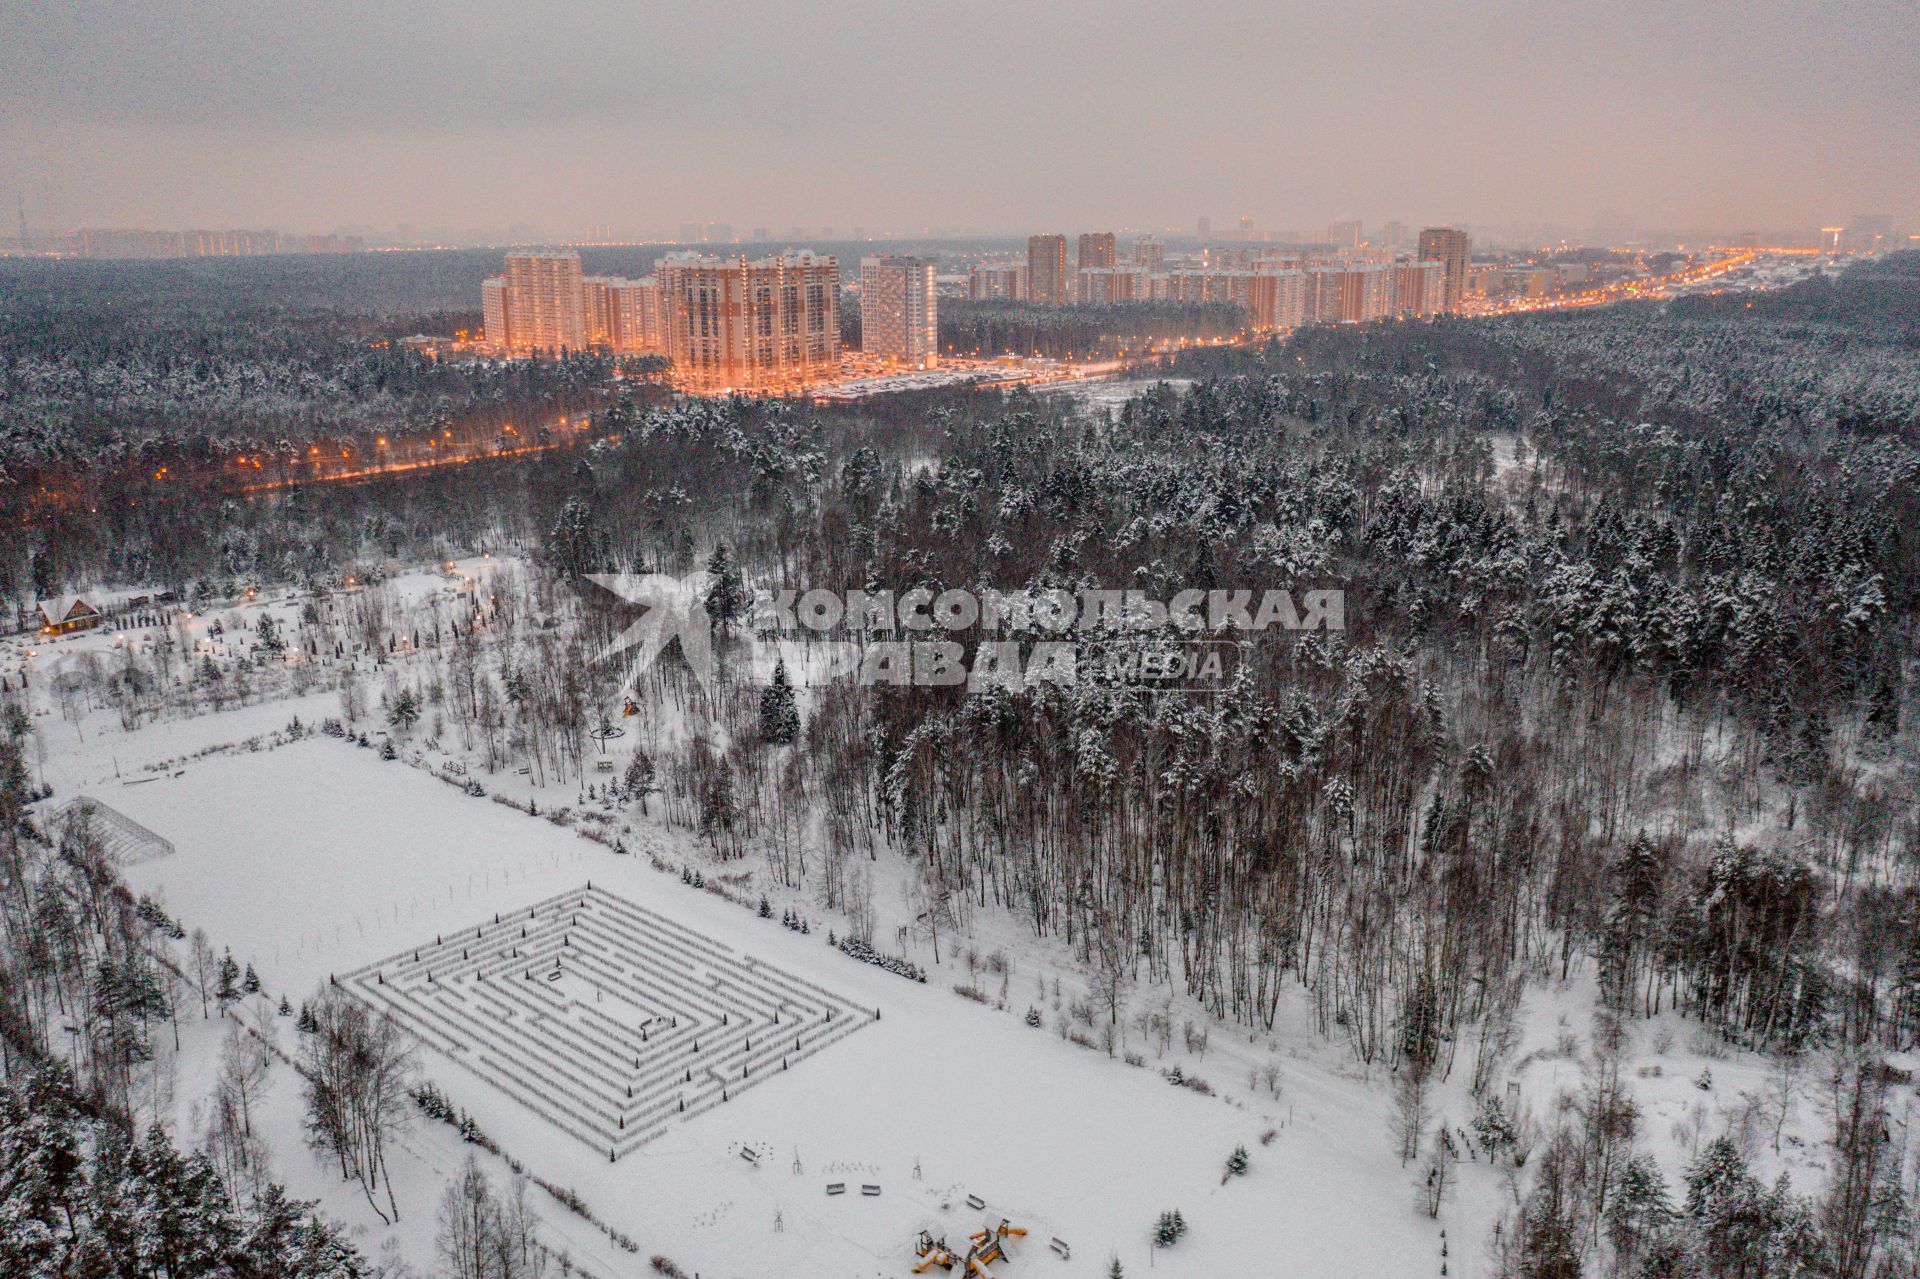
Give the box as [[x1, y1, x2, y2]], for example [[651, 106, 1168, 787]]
[[342, 885, 871, 1157]]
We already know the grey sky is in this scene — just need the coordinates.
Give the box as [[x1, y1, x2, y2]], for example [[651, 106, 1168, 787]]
[[3, 0, 1915, 236]]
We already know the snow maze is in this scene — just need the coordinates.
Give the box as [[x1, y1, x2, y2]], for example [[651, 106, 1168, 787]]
[[341, 885, 872, 1158]]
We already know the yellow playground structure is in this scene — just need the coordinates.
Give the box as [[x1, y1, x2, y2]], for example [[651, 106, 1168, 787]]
[[913, 1219, 1029, 1275]]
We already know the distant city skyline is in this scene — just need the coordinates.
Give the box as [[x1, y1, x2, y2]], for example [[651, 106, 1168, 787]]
[[3, 1, 1915, 239]]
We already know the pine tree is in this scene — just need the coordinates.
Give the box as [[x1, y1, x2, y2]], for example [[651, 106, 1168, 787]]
[[547, 497, 606, 579], [704, 544, 746, 632], [1471, 1093, 1515, 1161], [386, 688, 420, 732], [759, 659, 801, 744], [623, 750, 657, 814], [1607, 1153, 1672, 1263], [216, 950, 242, 1009], [242, 963, 261, 995]]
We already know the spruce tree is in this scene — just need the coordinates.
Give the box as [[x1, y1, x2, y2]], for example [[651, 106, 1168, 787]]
[[216, 950, 242, 1009], [704, 544, 746, 632], [759, 658, 801, 744]]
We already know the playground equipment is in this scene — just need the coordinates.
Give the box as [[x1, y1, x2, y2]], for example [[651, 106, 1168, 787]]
[[913, 1219, 1028, 1275], [913, 1232, 957, 1273], [969, 1219, 1028, 1266]]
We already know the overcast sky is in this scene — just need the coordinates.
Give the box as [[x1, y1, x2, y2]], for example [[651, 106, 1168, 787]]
[[3, 0, 1915, 237]]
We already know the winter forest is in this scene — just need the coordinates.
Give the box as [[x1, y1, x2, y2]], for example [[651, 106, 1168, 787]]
[[2, 249, 1920, 1278]]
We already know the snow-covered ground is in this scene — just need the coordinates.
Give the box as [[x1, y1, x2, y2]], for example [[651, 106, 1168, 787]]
[[1040, 377, 1194, 414], [38, 697, 1453, 1277], [25, 559, 1853, 1279]]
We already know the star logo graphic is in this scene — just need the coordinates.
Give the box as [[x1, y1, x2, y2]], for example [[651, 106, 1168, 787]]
[[587, 571, 717, 693]]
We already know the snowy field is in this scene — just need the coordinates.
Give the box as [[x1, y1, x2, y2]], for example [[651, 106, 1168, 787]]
[[42, 702, 1460, 1278]]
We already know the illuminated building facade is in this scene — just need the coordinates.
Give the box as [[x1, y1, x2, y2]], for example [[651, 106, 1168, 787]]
[[967, 262, 1026, 300], [1416, 227, 1471, 312], [1307, 263, 1391, 324], [482, 276, 513, 351], [496, 250, 587, 353], [583, 275, 665, 353], [1027, 234, 1069, 306], [1077, 267, 1146, 305], [658, 251, 840, 391], [1075, 231, 1116, 301], [1389, 259, 1448, 317], [860, 256, 937, 368]]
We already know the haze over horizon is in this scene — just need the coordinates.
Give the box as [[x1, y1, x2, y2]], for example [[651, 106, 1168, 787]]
[[3, 0, 1916, 239]]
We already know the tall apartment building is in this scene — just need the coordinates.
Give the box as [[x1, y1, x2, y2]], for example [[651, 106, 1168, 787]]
[[1075, 232, 1116, 303], [860, 256, 937, 368], [1416, 227, 1471, 312], [498, 250, 587, 353], [657, 251, 840, 391], [1158, 267, 1260, 321], [583, 276, 620, 348], [1131, 235, 1165, 272], [1077, 232, 1117, 270], [583, 275, 665, 354], [614, 277, 664, 352], [1027, 234, 1069, 306], [1249, 263, 1311, 330], [1389, 260, 1447, 318], [967, 262, 1027, 301], [1077, 267, 1146, 305], [482, 276, 514, 352], [1308, 263, 1392, 324]]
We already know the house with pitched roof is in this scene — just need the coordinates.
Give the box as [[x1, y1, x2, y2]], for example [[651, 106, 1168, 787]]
[[36, 594, 103, 636]]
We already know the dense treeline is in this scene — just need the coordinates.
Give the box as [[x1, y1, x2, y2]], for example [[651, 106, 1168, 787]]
[[0, 1067, 363, 1278], [939, 298, 1248, 359], [0, 294, 609, 468], [0, 694, 371, 1275]]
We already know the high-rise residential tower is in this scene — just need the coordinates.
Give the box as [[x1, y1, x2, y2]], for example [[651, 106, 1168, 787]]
[[1077, 232, 1116, 271], [1075, 232, 1116, 303], [481, 276, 514, 352], [1027, 234, 1069, 306], [860, 255, 937, 368], [1416, 227, 1471, 312], [967, 262, 1027, 301], [582, 275, 665, 354], [657, 251, 840, 391], [502, 250, 587, 353]]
